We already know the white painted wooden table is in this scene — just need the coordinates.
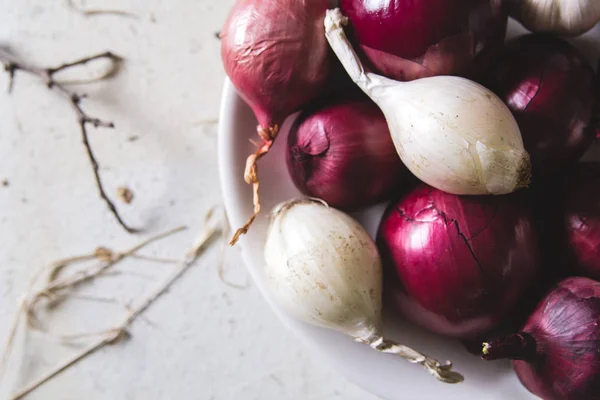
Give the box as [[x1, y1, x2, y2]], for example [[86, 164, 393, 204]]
[[0, 1, 378, 399]]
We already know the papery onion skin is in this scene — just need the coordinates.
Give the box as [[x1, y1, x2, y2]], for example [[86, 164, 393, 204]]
[[339, 0, 507, 81], [221, 0, 334, 243], [484, 34, 598, 172], [482, 277, 600, 400], [221, 0, 332, 130], [378, 184, 540, 339], [286, 93, 413, 211]]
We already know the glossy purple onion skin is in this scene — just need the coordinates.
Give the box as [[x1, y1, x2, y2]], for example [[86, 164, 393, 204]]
[[564, 165, 600, 281], [527, 164, 600, 283], [339, 0, 507, 81], [221, 0, 332, 129], [286, 94, 411, 210], [378, 185, 540, 339], [502, 278, 600, 400], [484, 35, 598, 172]]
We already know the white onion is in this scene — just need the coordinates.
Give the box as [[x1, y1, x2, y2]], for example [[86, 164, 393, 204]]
[[509, 0, 600, 37], [324, 9, 531, 196], [263, 198, 464, 383]]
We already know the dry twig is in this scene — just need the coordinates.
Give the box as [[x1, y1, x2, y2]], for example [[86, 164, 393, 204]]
[[65, 0, 139, 19], [25, 227, 186, 330], [0, 48, 137, 233], [0, 227, 186, 382], [213, 207, 248, 290], [8, 221, 220, 400]]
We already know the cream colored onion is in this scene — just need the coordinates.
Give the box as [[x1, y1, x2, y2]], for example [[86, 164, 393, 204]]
[[510, 0, 600, 37], [324, 9, 531, 196], [263, 198, 463, 383]]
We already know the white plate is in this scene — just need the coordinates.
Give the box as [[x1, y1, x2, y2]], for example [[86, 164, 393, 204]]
[[218, 19, 600, 400]]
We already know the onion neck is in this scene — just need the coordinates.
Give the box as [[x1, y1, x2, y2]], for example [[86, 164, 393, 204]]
[[481, 332, 537, 361], [324, 9, 398, 100]]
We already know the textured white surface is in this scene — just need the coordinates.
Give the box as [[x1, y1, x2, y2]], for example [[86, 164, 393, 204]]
[[0, 1, 377, 399]]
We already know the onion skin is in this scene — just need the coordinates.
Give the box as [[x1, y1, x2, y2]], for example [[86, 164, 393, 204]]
[[507, 0, 600, 37], [221, 0, 332, 129], [483, 34, 598, 172], [220, 0, 333, 243], [564, 164, 600, 281], [339, 0, 507, 81], [528, 163, 600, 282], [286, 94, 412, 211], [482, 277, 600, 400], [378, 184, 540, 339]]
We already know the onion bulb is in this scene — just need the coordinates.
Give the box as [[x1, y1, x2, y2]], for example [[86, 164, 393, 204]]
[[378, 184, 540, 339], [484, 34, 598, 172], [482, 277, 600, 400], [264, 199, 464, 383], [563, 164, 600, 281], [324, 9, 531, 196], [508, 0, 600, 37], [286, 93, 412, 210], [221, 0, 333, 244], [340, 0, 507, 81]]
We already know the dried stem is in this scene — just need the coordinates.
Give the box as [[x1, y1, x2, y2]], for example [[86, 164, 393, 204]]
[[215, 208, 248, 290], [370, 337, 464, 384], [65, 0, 139, 19], [0, 261, 49, 381], [230, 125, 279, 245], [9, 222, 221, 400], [0, 299, 25, 380], [25, 227, 187, 331], [10, 335, 119, 400], [0, 48, 136, 233]]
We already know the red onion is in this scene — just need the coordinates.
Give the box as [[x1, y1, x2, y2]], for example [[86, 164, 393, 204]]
[[221, 0, 333, 243], [483, 34, 598, 172], [482, 277, 600, 400], [563, 163, 600, 281], [339, 0, 507, 81], [286, 93, 412, 211], [527, 164, 600, 283], [378, 184, 540, 339]]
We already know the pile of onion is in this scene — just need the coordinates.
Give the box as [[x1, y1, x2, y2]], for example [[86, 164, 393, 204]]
[[324, 9, 531, 196], [286, 93, 413, 210], [221, 0, 333, 244], [483, 34, 599, 172], [482, 277, 600, 400], [339, 0, 507, 81], [378, 184, 540, 339]]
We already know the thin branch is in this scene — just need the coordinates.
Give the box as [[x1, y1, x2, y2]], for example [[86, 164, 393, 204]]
[[65, 0, 139, 19], [25, 226, 187, 331], [0, 48, 136, 233], [10, 334, 120, 400], [9, 223, 221, 400], [0, 260, 49, 380], [192, 118, 218, 126], [0, 298, 25, 380], [129, 254, 181, 264], [67, 293, 122, 305], [215, 207, 248, 290]]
